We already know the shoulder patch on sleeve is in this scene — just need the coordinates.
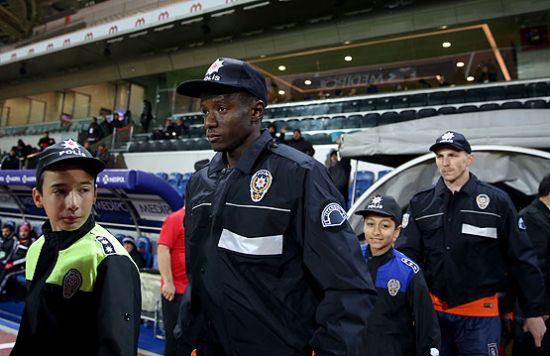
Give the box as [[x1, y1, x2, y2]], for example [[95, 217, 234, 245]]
[[321, 201, 348, 228], [401, 213, 410, 229], [95, 235, 117, 256], [400, 257, 419, 274], [518, 217, 526, 230]]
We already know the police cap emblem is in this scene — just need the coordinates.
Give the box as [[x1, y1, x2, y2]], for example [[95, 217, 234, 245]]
[[250, 169, 273, 202], [387, 278, 401, 296], [321, 202, 347, 228], [63, 269, 82, 299], [476, 194, 490, 210]]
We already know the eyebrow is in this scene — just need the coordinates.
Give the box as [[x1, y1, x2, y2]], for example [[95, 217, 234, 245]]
[[49, 181, 94, 188]]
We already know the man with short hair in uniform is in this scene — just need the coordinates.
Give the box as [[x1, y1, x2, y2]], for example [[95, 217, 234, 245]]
[[396, 131, 546, 355], [514, 172, 550, 355], [175, 57, 377, 355], [12, 139, 141, 355]]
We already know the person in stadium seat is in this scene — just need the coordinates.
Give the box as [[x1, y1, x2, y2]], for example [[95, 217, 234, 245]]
[[356, 195, 441, 356], [173, 117, 189, 138], [122, 236, 146, 269], [0, 222, 17, 263], [37, 131, 55, 151], [140, 99, 153, 133], [175, 57, 376, 355], [86, 117, 104, 144], [94, 143, 111, 167], [0, 222, 35, 294], [0, 146, 20, 170], [287, 128, 315, 156], [12, 139, 141, 355], [396, 131, 547, 355], [158, 207, 189, 356], [513, 173, 550, 355], [326, 148, 351, 208]]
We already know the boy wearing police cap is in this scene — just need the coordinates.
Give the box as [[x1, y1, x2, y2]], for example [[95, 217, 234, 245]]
[[176, 57, 376, 355], [356, 195, 440, 356], [396, 131, 546, 355], [12, 139, 141, 356]]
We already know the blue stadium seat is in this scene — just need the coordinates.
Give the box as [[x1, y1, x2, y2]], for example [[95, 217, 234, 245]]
[[380, 111, 400, 125], [378, 169, 392, 180], [169, 172, 183, 184], [115, 233, 126, 244], [137, 236, 154, 269], [342, 100, 360, 113], [392, 96, 409, 109], [342, 114, 362, 129], [156, 172, 168, 181], [350, 171, 375, 202], [330, 131, 344, 143], [359, 99, 376, 111], [398, 110, 416, 122], [360, 113, 380, 127], [374, 97, 392, 110], [327, 102, 343, 114], [325, 116, 345, 130]]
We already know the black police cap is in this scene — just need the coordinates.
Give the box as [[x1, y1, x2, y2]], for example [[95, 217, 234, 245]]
[[176, 57, 268, 104], [429, 131, 472, 154], [35, 139, 105, 183], [355, 195, 402, 224]]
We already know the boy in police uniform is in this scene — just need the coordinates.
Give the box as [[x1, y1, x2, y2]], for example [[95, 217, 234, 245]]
[[12, 139, 141, 356], [357, 195, 441, 356]]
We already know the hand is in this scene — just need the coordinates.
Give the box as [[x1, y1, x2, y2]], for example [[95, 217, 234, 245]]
[[523, 316, 547, 347], [162, 282, 176, 302]]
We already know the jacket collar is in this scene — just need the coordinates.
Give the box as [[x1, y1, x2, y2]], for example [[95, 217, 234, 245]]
[[435, 172, 478, 196], [41, 215, 96, 251], [207, 130, 271, 177], [365, 245, 394, 264]]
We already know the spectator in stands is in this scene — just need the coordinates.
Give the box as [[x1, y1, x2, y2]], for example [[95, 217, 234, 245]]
[[37, 131, 55, 151], [82, 140, 93, 155], [175, 56, 376, 355], [95, 143, 111, 167], [367, 84, 379, 94], [98, 111, 114, 138], [140, 99, 153, 133], [122, 236, 145, 269], [87, 117, 103, 144], [164, 117, 176, 136], [0, 147, 20, 170], [16, 139, 33, 160], [173, 118, 188, 138], [158, 208, 189, 356], [0, 222, 16, 262], [396, 131, 547, 354], [514, 173, 550, 354], [435, 73, 450, 87], [0, 222, 35, 294], [326, 149, 351, 208], [287, 128, 315, 156], [267, 123, 284, 144], [356, 195, 441, 355], [476, 63, 497, 83]]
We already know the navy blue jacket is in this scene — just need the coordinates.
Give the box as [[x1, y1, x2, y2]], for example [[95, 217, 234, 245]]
[[181, 130, 377, 356], [396, 173, 545, 316], [362, 245, 440, 356]]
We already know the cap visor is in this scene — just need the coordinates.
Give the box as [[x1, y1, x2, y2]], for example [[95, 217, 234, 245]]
[[176, 80, 244, 97]]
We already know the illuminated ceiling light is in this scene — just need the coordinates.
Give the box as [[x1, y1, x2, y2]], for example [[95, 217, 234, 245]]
[[456, 61, 465, 68], [344, 55, 353, 62], [442, 41, 451, 48], [467, 75, 475, 82], [344, 40, 351, 45], [304, 79, 312, 85], [278, 65, 286, 71], [278, 90, 286, 95], [440, 25, 448, 30]]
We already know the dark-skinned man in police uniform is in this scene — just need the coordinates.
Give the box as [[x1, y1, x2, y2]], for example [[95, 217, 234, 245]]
[[175, 57, 377, 356], [396, 131, 546, 355]]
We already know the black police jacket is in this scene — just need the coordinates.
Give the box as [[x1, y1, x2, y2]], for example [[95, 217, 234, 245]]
[[362, 245, 440, 356], [520, 198, 550, 315], [182, 130, 377, 356], [12, 216, 141, 356], [396, 174, 545, 316]]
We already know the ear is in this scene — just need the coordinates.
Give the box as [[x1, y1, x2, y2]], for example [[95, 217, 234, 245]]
[[393, 226, 402, 242], [93, 184, 98, 204], [250, 100, 265, 124], [467, 153, 475, 166], [32, 187, 43, 208]]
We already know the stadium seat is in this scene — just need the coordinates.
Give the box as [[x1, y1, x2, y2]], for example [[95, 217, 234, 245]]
[[298, 118, 315, 131], [189, 126, 205, 138], [428, 91, 447, 105], [501, 101, 523, 110], [330, 131, 344, 143], [115, 233, 126, 244], [438, 106, 457, 115], [360, 113, 380, 127], [309, 133, 331, 145], [342, 100, 360, 113], [417, 108, 437, 119], [485, 86, 505, 101], [350, 170, 375, 202], [156, 172, 168, 181], [398, 110, 416, 122], [311, 104, 329, 116], [325, 116, 345, 130], [359, 99, 376, 111], [408, 93, 428, 107], [465, 88, 486, 103], [342, 114, 363, 129], [392, 96, 409, 109], [380, 111, 400, 125], [505, 84, 527, 99], [327, 102, 343, 114], [169, 172, 183, 185], [446, 90, 466, 104], [524, 99, 547, 109], [374, 97, 392, 110], [457, 105, 478, 113], [193, 138, 211, 150], [137, 236, 154, 269], [479, 103, 500, 111], [528, 82, 549, 97], [378, 169, 392, 180]]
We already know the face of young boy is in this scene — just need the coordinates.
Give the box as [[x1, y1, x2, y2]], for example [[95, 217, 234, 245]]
[[32, 167, 97, 232], [363, 214, 401, 256]]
